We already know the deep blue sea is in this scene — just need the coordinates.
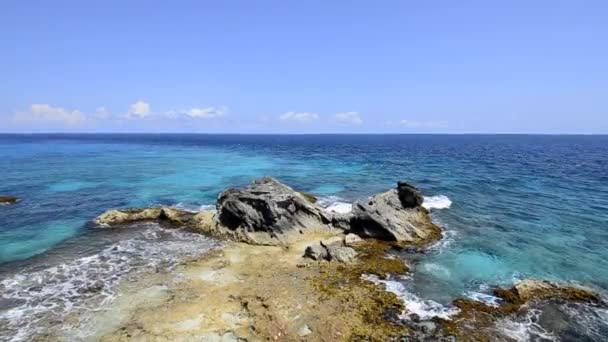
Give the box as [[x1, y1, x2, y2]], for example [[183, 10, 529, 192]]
[[1, 134, 607, 340]]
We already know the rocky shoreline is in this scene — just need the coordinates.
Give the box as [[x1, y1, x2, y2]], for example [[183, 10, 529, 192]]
[[91, 177, 604, 341]]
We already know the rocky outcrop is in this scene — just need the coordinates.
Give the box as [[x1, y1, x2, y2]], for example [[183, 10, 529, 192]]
[[93, 177, 440, 247], [95, 207, 195, 227], [348, 183, 440, 244], [214, 177, 336, 245], [0, 196, 18, 204]]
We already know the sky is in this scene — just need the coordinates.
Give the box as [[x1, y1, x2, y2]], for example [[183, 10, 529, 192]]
[[1, 1, 607, 134]]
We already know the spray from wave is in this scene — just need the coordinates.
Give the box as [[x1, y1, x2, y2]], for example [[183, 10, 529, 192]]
[[363, 274, 459, 320], [317, 196, 353, 214], [422, 195, 452, 210], [171, 202, 216, 213]]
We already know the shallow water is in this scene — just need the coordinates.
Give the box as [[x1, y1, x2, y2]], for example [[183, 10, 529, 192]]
[[1, 134, 607, 340]]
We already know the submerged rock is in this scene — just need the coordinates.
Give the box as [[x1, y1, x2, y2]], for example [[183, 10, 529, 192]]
[[495, 279, 602, 305], [0, 196, 18, 204], [349, 182, 440, 244]]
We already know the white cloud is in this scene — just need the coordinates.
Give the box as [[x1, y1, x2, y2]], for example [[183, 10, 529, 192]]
[[184, 106, 227, 118], [398, 119, 448, 128], [13, 104, 87, 125], [279, 112, 320, 122], [333, 111, 363, 125], [127, 100, 150, 119]]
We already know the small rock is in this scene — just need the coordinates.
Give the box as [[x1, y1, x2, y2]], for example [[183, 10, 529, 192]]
[[297, 324, 312, 337], [343, 233, 363, 246], [326, 245, 357, 263], [303, 244, 328, 261]]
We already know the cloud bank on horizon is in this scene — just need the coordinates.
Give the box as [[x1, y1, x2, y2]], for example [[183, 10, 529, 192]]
[[1, 1, 607, 133]]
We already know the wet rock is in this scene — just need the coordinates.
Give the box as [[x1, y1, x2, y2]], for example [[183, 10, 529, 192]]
[[0, 196, 18, 204], [414, 321, 436, 334], [215, 177, 335, 244], [94, 207, 195, 227], [349, 182, 440, 244], [495, 279, 601, 304]]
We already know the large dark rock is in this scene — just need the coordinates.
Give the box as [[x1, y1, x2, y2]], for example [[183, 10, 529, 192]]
[[349, 182, 439, 244], [216, 177, 334, 244], [397, 181, 423, 208]]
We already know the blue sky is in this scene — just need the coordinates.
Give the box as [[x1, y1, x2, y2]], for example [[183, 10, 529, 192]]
[[1, 1, 607, 133]]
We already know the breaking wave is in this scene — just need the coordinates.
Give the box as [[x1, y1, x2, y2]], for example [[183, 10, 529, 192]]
[[317, 196, 353, 214], [422, 195, 452, 210], [363, 274, 459, 320]]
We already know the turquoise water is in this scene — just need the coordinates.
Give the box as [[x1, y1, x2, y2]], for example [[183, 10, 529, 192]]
[[1, 134, 607, 340]]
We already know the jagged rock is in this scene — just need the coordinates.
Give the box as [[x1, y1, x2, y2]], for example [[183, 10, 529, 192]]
[[215, 177, 335, 244], [349, 182, 440, 243], [329, 212, 352, 230], [397, 181, 423, 208], [344, 233, 363, 246], [0, 196, 18, 204], [94, 207, 195, 227]]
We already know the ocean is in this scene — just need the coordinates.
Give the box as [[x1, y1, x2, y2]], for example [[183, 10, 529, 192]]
[[1, 134, 607, 340]]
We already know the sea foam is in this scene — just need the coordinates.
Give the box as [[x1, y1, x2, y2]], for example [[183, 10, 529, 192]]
[[317, 196, 353, 214], [422, 195, 452, 210], [363, 274, 459, 320], [0, 224, 217, 341]]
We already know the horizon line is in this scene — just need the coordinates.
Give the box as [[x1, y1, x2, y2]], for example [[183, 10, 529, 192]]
[[0, 132, 606, 136]]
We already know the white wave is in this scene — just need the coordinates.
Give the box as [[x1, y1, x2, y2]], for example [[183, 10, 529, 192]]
[[325, 202, 352, 214], [172, 203, 216, 213], [0, 224, 217, 342], [362, 274, 459, 320], [465, 291, 502, 307], [495, 308, 557, 342], [317, 196, 353, 214], [422, 195, 452, 210], [427, 229, 457, 252]]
